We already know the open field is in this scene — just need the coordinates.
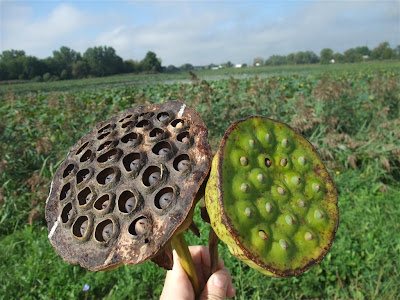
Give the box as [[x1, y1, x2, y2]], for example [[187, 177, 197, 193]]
[[1, 62, 400, 299]]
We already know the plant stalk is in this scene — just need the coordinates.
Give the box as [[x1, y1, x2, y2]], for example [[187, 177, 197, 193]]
[[171, 232, 200, 297], [208, 226, 219, 275]]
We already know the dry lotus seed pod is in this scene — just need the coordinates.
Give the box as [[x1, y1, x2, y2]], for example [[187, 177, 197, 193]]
[[205, 116, 338, 277], [45, 101, 211, 271]]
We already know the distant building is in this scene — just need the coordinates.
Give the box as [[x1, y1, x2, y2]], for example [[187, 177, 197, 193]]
[[330, 59, 335, 64], [234, 64, 242, 68], [255, 62, 261, 67]]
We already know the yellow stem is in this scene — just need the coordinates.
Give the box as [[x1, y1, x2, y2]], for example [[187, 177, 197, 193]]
[[171, 232, 200, 297]]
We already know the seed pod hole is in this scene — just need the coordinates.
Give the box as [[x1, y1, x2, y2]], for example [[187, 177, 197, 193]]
[[119, 114, 132, 123], [155, 187, 174, 209], [98, 124, 111, 134], [121, 121, 133, 129], [72, 216, 89, 238], [280, 158, 288, 167], [97, 140, 114, 152], [118, 191, 136, 213], [149, 128, 164, 138], [258, 230, 268, 240], [157, 112, 170, 122], [121, 132, 139, 144], [177, 131, 190, 143], [305, 232, 314, 241], [60, 183, 71, 200], [136, 119, 150, 128], [97, 168, 115, 185], [76, 169, 90, 184], [80, 150, 92, 162], [97, 148, 119, 163], [171, 119, 184, 128], [297, 199, 306, 207], [265, 158, 272, 168], [173, 154, 190, 172], [61, 203, 73, 223], [123, 153, 141, 172], [240, 156, 248, 166], [129, 216, 151, 236], [98, 131, 111, 140], [142, 166, 161, 187], [152, 141, 172, 156], [139, 112, 154, 119], [78, 187, 92, 206], [94, 194, 110, 211], [95, 219, 113, 243], [76, 142, 89, 155], [63, 164, 74, 178], [279, 239, 289, 250]]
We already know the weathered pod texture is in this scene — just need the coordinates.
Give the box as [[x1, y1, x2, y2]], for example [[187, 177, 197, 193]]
[[45, 101, 211, 271], [205, 116, 338, 277]]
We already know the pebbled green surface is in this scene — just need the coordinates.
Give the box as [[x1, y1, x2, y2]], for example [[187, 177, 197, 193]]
[[221, 117, 338, 275]]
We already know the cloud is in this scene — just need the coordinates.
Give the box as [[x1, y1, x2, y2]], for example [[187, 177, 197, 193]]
[[1, 1, 399, 65], [1, 3, 93, 56]]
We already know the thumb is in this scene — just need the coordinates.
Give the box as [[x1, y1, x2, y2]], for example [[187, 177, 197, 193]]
[[199, 269, 230, 300]]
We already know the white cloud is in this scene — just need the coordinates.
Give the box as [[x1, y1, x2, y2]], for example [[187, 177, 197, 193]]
[[1, 1, 399, 65]]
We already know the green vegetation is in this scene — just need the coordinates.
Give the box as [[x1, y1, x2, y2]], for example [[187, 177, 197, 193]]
[[1, 62, 399, 299]]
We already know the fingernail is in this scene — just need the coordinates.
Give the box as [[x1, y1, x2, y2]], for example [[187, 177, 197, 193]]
[[213, 273, 228, 289]]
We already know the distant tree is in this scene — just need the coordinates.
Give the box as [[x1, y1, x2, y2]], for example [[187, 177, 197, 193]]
[[242, 63, 248, 68], [371, 42, 395, 60], [71, 60, 89, 78], [0, 50, 26, 79], [265, 55, 287, 66], [395, 45, 400, 58], [180, 63, 194, 71], [253, 57, 264, 66], [166, 65, 179, 73], [52, 46, 81, 78], [343, 48, 363, 63], [333, 52, 345, 63], [141, 51, 162, 72], [83, 46, 124, 76], [354, 46, 370, 56], [320, 48, 334, 64]]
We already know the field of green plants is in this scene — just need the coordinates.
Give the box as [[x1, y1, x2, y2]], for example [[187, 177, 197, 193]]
[[1, 61, 399, 299]]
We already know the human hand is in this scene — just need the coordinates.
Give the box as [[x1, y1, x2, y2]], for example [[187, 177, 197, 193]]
[[160, 245, 236, 300]]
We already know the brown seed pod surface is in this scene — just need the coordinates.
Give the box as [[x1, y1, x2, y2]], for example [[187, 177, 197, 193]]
[[45, 101, 211, 271]]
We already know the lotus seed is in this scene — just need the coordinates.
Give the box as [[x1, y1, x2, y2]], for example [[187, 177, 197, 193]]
[[65, 189, 71, 198], [159, 192, 173, 209], [241, 183, 249, 193], [265, 158, 272, 168], [285, 215, 294, 225], [181, 136, 189, 143], [313, 183, 321, 192], [279, 239, 289, 250], [107, 155, 115, 161], [258, 230, 268, 240], [281, 139, 289, 147], [244, 207, 252, 217], [101, 200, 109, 210], [297, 199, 306, 207], [80, 220, 88, 236], [83, 174, 89, 181], [67, 210, 72, 220], [304, 232, 314, 241], [129, 159, 140, 171], [257, 173, 266, 183], [127, 137, 136, 144], [264, 133, 271, 143], [174, 120, 183, 128], [125, 197, 135, 212], [298, 156, 307, 165], [135, 218, 150, 235], [314, 209, 324, 220], [277, 186, 286, 195], [280, 158, 288, 167], [249, 139, 255, 148], [177, 160, 190, 172], [240, 156, 248, 166], [149, 172, 161, 185], [102, 223, 113, 241], [265, 202, 273, 213], [121, 116, 130, 122], [291, 176, 301, 185], [158, 148, 170, 155], [105, 174, 114, 184]]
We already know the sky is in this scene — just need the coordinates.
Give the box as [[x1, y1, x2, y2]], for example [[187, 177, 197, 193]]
[[1, 0, 399, 66]]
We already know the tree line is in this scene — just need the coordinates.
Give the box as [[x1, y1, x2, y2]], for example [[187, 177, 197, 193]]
[[0, 46, 162, 81], [253, 41, 400, 67]]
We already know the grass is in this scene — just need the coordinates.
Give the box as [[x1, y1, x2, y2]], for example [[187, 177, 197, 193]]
[[0, 61, 399, 299]]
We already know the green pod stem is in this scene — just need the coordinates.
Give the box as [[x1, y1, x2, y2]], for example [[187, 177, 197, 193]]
[[171, 232, 200, 297]]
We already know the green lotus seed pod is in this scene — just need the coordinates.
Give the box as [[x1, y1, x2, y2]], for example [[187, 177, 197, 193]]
[[205, 116, 339, 277]]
